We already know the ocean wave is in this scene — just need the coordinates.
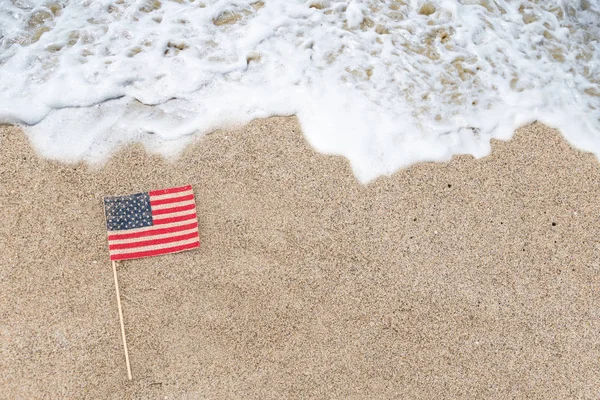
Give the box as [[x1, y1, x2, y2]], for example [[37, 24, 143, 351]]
[[1, 0, 598, 181]]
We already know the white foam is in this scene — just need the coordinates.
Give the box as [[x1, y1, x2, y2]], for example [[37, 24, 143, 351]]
[[0, 0, 599, 181]]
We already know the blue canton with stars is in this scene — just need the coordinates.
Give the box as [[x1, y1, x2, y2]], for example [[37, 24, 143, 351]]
[[104, 192, 153, 231]]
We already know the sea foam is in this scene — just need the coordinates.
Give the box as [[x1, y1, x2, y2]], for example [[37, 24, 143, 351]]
[[0, 0, 599, 182]]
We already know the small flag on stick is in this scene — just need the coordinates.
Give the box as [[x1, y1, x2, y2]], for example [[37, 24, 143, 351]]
[[102, 184, 200, 380], [104, 184, 200, 260]]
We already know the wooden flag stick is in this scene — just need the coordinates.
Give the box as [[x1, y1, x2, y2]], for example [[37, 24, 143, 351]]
[[112, 260, 132, 380]]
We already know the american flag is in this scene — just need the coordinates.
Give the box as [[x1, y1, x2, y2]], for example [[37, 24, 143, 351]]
[[103, 185, 200, 261]]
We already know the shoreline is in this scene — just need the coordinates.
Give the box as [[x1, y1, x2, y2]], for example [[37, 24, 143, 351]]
[[1, 118, 600, 399]]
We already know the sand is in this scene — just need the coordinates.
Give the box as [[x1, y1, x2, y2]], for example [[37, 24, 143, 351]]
[[1, 118, 600, 399]]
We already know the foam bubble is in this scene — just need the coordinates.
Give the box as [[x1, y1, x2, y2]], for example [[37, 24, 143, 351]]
[[1, 0, 599, 181]]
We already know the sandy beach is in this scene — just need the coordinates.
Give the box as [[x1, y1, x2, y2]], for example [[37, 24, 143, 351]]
[[1, 118, 600, 399]]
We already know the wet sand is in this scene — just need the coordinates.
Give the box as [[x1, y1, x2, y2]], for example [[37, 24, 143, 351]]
[[1, 118, 599, 399]]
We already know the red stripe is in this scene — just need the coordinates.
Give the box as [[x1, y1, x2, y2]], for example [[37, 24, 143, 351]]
[[153, 213, 197, 225], [150, 193, 194, 206], [110, 241, 200, 261], [151, 203, 195, 216], [149, 185, 192, 197], [108, 232, 198, 250], [107, 222, 198, 241], [109, 231, 199, 250]]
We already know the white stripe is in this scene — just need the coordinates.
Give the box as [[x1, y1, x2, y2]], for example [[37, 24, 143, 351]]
[[149, 189, 193, 202], [109, 237, 199, 256], [108, 227, 199, 245], [108, 219, 197, 236], [151, 199, 196, 210], [152, 209, 197, 219]]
